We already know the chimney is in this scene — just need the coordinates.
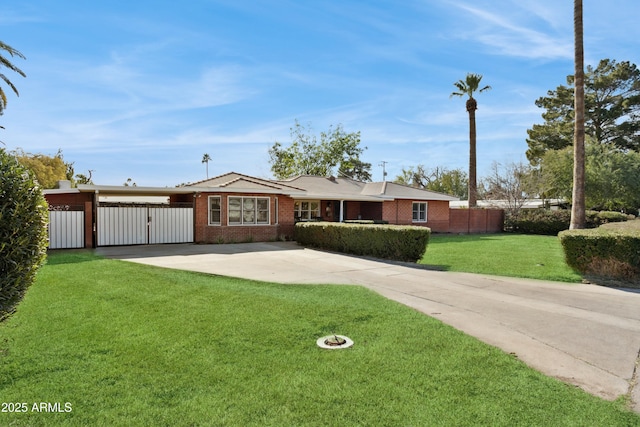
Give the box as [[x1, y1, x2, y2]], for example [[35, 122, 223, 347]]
[[56, 180, 72, 189]]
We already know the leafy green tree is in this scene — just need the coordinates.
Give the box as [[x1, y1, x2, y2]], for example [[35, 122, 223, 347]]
[[450, 73, 491, 207], [0, 148, 48, 322], [526, 59, 640, 165], [269, 120, 371, 181], [0, 41, 26, 115], [13, 149, 92, 188], [540, 142, 640, 213], [395, 165, 468, 199], [12, 149, 67, 188]]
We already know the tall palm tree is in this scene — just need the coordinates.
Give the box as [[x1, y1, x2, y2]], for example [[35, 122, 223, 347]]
[[451, 73, 491, 207], [0, 41, 26, 115], [570, 0, 586, 229], [201, 153, 212, 179]]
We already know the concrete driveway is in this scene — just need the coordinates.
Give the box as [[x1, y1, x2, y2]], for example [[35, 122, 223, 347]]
[[96, 241, 640, 412]]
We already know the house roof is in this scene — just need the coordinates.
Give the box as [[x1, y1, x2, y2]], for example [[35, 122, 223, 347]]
[[187, 172, 306, 194], [279, 175, 459, 202], [57, 172, 459, 202]]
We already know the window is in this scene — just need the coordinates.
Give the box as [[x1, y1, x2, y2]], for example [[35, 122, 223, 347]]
[[228, 197, 270, 225], [412, 202, 427, 222], [294, 200, 320, 220], [209, 196, 221, 225]]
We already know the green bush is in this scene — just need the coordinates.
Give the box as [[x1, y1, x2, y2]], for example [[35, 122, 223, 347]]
[[294, 222, 430, 262], [0, 148, 49, 322], [507, 209, 631, 235], [559, 227, 640, 285]]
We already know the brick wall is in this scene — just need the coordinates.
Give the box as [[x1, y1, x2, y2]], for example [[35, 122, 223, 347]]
[[194, 193, 296, 243], [381, 199, 450, 232], [449, 209, 504, 233], [45, 192, 93, 207], [425, 200, 450, 232]]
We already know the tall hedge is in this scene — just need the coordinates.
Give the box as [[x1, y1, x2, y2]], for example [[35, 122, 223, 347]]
[[0, 148, 49, 322], [559, 227, 640, 284], [294, 222, 430, 262], [507, 209, 630, 235]]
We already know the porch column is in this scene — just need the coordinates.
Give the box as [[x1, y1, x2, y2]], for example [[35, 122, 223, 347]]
[[339, 200, 344, 222]]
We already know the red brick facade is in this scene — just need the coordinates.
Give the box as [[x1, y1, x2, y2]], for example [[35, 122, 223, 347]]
[[381, 199, 451, 232], [193, 193, 296, 243], [44, 183, 504, 248]]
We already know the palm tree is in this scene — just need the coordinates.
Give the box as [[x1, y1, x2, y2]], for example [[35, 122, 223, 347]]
[[570, 0, 586, 229], [0, 41, 26, 115], [202, 153, 212, 179], [451, 73, 491, 207]]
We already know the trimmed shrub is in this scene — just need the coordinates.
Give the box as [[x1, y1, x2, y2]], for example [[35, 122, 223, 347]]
[[0, 149, 49, 322], [507, 209, 631, 235], [559, 227, 640, 285], [507, 209, 571, 235], [294, 222, 430, 262]]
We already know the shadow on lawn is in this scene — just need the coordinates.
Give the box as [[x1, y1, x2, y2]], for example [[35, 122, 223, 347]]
[[45, 249, 100, 266]]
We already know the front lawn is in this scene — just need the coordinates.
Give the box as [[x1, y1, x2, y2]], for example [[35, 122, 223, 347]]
[[421, 233, 583, 283], [1, 252, 637, 426]]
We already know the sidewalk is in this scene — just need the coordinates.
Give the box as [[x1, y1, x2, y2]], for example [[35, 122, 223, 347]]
[[97, 241, 640, 411]]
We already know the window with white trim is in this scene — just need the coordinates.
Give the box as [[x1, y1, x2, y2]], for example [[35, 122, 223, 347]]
[[228, 196, 270, 225], [412, 202, 428, 222], [208, 196, 221, 225], [294, 200, 320, 220]]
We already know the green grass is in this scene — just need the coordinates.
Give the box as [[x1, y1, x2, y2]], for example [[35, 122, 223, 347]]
[[1, 252, 638, 426], [421, 233, 583, 282]]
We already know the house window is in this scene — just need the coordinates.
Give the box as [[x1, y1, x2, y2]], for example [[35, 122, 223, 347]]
[[412, 202, 428, 222], [209, 196, 221, 225], [294, 200, 320, 221], [228, 197, 270, 225]]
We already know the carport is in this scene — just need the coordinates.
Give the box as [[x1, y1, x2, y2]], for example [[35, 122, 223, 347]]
[[44, 183, 198, 248]]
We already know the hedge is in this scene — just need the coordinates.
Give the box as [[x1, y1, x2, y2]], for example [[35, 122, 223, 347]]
[[0, 149, 49, 322], [559, 227, 640, 285], [294, 222, 430, 263], [507, 209, 631, 235]]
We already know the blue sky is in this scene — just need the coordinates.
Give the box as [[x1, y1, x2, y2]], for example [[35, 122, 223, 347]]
[[2, 1, 639, 186]]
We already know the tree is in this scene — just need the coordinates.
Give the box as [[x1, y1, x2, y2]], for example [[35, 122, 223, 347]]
[[450, 73, 491, 208], [540, 142, 640, 213], [481, 161, 541, 218], [75, 170, 94, 185], [269, 120, 371, 180], [202, 153, 211, 179], [395, 165, 468, 199], [571, 0, 586, 229], [12, 148, 91, 188], [526, 60, 640, 165], [0, 148, 48, 322], [12, 149, 67, 188], [0, 41, 26, 116]]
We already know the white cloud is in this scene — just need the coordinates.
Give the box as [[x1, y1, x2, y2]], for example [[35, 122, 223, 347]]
[[448, 1, 572, 60]]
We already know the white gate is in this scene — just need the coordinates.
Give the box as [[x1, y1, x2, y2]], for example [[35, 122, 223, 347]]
[[48, 210, 85, 249], [97, 206, 193, 246], [148, 207, 193, 244]]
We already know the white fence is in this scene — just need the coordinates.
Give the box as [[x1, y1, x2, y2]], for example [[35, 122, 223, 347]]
[[48, 211, 85, 249], [97, 206, 193, 246]]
